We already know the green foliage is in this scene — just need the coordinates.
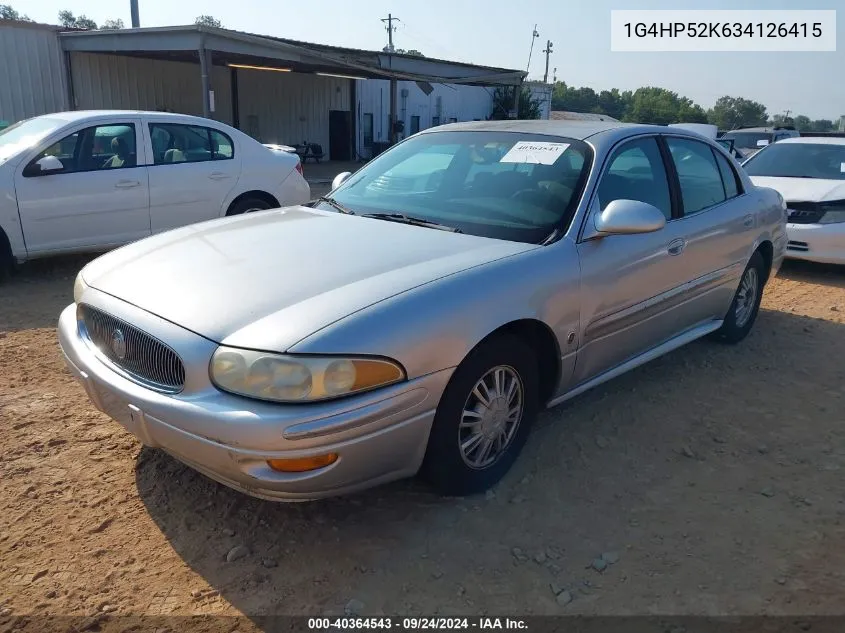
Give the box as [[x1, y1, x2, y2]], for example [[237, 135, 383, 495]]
[[58, 10, 97, 29], [551, 83, 706, 124], [490, 87, 542, 120], [0, 4, 31, 21], [706, 96, 768, 130], [195, 15, 222, 28], [100, 18, 124, 30]]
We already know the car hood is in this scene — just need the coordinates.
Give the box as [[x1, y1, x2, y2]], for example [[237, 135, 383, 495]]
[[749, 176, 845, 202], [81, 206, 536, 350]]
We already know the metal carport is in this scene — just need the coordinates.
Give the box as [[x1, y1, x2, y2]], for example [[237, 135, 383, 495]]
[[59, 25, 527, 150]]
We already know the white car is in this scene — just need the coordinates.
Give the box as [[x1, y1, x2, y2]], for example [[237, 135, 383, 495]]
[[0, 110, 310, 277], [745, 136, 845, 265]]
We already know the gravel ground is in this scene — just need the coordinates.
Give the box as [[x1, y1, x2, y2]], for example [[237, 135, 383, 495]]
[[1, 255, 844, 629]]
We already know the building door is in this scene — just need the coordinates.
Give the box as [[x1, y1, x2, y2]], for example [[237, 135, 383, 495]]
[[329, 110, 352, 161]]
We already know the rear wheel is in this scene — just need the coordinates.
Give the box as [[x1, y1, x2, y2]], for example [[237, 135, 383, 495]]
[[226, 196, 273, 216], [421, 335, 539, 496], [711, 251, 766, 344], [0, 231, 13, 283]]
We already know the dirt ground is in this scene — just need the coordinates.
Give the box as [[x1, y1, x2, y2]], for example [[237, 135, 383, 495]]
[[2, 254, 845, 628]]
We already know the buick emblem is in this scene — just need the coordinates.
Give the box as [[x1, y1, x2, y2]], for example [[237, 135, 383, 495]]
[[111, 329, 127, 360]]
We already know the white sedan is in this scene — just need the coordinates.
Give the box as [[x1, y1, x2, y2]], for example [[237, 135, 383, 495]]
[[745, 136, 845, 265], [0, 110, 310, 277]]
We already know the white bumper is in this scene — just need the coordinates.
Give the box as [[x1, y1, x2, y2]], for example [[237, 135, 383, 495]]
[[785, 223, 845, 265]]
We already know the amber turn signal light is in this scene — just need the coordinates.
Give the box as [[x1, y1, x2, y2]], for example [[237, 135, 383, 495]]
[[267, 453, 339, 472]]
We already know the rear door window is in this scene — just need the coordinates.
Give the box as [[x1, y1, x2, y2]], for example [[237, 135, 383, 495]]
[[149, 123, 235, 165]]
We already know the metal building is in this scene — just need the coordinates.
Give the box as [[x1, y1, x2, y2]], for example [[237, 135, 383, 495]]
[[0, 21, 69, 127], [0, 21, 529, 160]]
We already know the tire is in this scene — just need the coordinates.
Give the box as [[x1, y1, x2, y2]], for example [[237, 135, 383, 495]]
[[711, 251, 766, 344], [226, 196, 273, 216], [0, 232, 13, 283], [421, 335, 539, 496]]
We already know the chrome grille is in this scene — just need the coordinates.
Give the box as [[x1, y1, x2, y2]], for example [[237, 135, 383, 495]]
[[78, 304, 186, 393]]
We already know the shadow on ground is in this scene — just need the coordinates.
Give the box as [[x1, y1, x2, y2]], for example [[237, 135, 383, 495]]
[[777, 259, 845, 289], [135, 305, 845, 619]]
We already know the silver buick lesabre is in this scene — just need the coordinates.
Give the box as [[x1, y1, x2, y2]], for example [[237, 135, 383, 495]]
[[59, 120, 787, 501]]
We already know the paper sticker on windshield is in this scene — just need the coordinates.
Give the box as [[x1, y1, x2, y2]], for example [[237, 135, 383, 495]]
[[756, 140, 769, 147], [500, 141, 570, 165], [841, 162, 845, 173]]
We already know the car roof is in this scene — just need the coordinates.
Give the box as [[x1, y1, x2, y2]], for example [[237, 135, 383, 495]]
[[32, 110, 220, 125], [774, 136, 845, 146], [419, 119, 704, 143], [726, 127, 797, 134]]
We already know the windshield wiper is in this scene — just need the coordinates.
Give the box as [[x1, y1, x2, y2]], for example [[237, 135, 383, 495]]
[[361, 212, 462, 233], [317, 196, 355, 215]]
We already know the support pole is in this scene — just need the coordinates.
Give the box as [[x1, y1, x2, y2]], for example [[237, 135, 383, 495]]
[[389, 78, 398, 144], [513, 84, 520, 119], [230, 66, 239, 129], [199, 38, 211, 119]]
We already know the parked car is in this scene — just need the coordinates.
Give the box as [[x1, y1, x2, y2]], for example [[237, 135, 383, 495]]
[[0, 110, 310, 277], [669, 124, 744, 160], [744, 136, 845, 264], [720, 126, 800, 160], [59, 120, 786, 501]]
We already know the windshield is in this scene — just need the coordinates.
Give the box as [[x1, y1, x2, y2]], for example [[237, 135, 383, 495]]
[[744, 143, 845, 180], [0, 117, 65, 162], [721, 131, 773, 151], [322, 131, 593, 243]]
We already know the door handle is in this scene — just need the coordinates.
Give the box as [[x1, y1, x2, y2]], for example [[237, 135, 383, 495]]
[[667, 238, 687, 256], [743, 214, 754, 228], [114, 180, 140, 189], [208, 172, 231, 180]]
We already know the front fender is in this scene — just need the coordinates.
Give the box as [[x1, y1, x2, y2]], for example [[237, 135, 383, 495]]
[[289, 240, 582, 382], [0, 165, 26, 261]]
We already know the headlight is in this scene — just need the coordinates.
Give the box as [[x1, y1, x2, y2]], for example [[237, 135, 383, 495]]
[[73, 272, 88, 303], [210, 347, 405, 403], [819, 210, 845, 225]]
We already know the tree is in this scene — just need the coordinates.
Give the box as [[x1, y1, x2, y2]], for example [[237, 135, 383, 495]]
[[623, 87, 678, 125], [707, 96, 768, 130], [0, 4, 32, 20], [395, 48, 424, 57], [792, 115, 811, 131], [195, 15, 222, 28], [489, 87, 541, 120], [100, 18, 124, 30], [58, 10, 97, 29]]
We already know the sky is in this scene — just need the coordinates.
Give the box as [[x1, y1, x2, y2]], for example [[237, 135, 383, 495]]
[[17, 0, 845, 120]]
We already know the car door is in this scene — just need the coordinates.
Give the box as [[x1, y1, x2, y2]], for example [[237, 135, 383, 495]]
[[14, 120, 150, 255], [573, 135, 699, 385], [145, 121, 242, 234], [662, 135, 754, 322]]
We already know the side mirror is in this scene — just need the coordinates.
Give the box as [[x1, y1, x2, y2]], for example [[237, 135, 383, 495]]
[[24, 155, 64, 177], [331, 171, 352, 191], [595, 199, 666, 235]]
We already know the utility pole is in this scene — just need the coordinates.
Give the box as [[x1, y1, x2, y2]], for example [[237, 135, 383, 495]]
[[381, 13, 400, 52], [526, 25, 539, 72], [542, 40, 553, 83], [129, 0, 139, 27]]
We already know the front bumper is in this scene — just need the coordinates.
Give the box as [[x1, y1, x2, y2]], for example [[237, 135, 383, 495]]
[[58, 300, 450, 501], [785, 222, 845, 265]]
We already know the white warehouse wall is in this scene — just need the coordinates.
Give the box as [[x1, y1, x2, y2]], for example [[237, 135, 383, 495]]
[[0, 22, 68, 124], [70, 52, 233, 125], [355, 79, 494, 158]]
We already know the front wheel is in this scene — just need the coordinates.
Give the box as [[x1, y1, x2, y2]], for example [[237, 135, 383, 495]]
[[711, 251, 766, 344], [421, 335, 539, 496]]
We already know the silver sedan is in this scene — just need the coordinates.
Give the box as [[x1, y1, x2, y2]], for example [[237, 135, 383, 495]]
[[58, 120, 787, 501]]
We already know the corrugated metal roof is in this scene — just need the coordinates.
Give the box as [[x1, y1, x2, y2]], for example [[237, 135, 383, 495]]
[[550, 111, 619, 122]]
